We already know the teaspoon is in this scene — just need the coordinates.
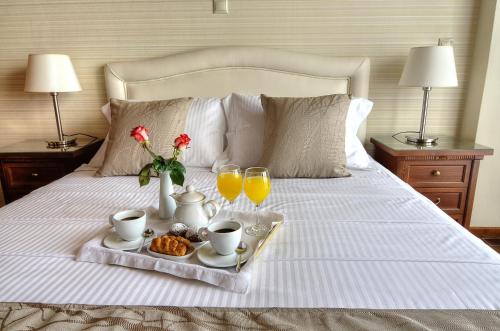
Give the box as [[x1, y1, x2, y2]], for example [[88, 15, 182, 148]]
[[137, 228, 155, 253], [235, 241, 248, 272]]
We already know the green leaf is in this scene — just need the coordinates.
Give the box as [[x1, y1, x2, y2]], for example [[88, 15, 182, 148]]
[[153, 156, 167, 173], [139, 163, 153, 187], [164, 157, 174, 168], [170, 168, 185, 186], [170, 160, 186, 175]]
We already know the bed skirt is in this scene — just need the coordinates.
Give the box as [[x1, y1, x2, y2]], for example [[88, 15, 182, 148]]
[[1, 303, 499, 330]]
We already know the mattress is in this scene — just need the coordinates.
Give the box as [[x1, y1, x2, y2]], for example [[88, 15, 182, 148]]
[[0, 161, 499, 309]]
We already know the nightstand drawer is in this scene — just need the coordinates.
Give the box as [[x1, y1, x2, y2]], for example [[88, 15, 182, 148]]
[[5, 189, 33, 202], [449, 214, 464, 225], [406, 161, 470, 188], [2, 162, 65, 189], [417, 188, 466, 214]]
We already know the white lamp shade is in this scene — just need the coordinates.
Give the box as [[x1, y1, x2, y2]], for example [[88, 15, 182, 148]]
[[399, 46, 458, 87], [24, 54, 82, 92]]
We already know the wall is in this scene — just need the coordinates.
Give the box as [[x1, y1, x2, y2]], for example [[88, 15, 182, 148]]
[[462, 1, 496, 140], [0, 0, 480, 142], [0, 0, 480, 204], [464, 0, 500, 227]]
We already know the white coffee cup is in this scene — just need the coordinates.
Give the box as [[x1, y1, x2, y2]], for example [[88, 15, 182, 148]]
[[109, 209, 146, 241], [199, 220, 242, 256]]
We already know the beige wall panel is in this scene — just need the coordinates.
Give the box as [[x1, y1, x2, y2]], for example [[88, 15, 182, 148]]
[[469, 0, 500, 227], [0, 0, 480, 204]]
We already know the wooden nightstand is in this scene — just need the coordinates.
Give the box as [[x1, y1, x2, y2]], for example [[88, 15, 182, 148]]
[[0, 138, 103, 204], [370, 136, 493, 228]]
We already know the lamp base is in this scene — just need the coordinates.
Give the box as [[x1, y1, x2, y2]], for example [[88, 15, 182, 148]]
[[47, 137, 77, 149], [405, 135, 438, 145]]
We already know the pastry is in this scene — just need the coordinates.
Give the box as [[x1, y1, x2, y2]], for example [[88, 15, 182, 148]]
[[150, 235, 191, 256], [167, 223, 188, 237], [185, 228, 202, 242]]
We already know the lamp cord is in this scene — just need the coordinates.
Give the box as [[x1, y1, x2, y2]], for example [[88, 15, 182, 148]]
[[63, 132, 99, 144], [391, 131, 420, 144]]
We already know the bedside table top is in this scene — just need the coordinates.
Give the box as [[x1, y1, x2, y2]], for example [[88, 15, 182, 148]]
[[370, 136, 494, 157], [0, 138, 103, 157]]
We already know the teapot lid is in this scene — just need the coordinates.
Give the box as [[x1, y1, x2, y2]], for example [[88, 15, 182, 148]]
[[176, 185, 205, 203]]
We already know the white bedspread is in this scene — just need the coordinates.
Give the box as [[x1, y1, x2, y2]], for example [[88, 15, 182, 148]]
[[0, 161, 499, 309]]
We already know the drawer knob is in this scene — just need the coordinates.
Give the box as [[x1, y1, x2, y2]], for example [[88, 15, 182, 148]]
[[432, 170, 441, 176], [434, 198, 441, 205], [31, 173, 39, 177]]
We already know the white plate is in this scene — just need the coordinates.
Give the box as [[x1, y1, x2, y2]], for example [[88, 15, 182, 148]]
[[147, 245, 195, 261], [197, 242, 253, 268], [103, 233, 143, 251], [157, 231, 208, 249], [190, 241, 208, 249]]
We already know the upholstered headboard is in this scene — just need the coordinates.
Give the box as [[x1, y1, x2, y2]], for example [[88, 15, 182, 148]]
[[104, 47, 370, 141]]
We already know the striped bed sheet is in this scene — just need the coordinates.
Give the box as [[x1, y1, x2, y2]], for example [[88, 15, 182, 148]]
[[0, 161, 499, 309]]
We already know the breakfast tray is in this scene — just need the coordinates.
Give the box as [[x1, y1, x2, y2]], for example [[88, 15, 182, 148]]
[[76, 211, 284, 293]]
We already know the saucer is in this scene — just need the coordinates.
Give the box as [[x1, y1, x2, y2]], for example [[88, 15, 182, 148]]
[[103, 233, 143, 251], [197, 242, 253, 268]]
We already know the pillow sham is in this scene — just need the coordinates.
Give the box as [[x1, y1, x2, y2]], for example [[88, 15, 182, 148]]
[[221, 94, 265, 169], [89, 98, 226, 168], [259, 94, 351, 178], [96, 98, 191, 177], [214, 93, 373, 171]]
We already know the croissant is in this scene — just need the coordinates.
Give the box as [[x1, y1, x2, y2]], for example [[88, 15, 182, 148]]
[[150, 235, 191, 256]]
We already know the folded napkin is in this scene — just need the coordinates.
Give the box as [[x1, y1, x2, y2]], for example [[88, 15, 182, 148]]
[[76, 211, 284, 293]]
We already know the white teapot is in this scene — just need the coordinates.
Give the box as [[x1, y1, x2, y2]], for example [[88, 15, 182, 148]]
[[171, 185, 221, 229]]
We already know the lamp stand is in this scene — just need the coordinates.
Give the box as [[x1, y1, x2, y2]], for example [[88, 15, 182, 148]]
[[47, 92, 76, 149], [406, 86, 438, 145]]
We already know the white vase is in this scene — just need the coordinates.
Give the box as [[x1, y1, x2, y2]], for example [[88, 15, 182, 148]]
[[159, 171, 176, 220]]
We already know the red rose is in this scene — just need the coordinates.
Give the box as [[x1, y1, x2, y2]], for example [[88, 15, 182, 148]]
[[130, 126, 149, 143], [174, 133, 191, 150]]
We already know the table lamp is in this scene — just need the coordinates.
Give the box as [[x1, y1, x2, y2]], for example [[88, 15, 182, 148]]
[[399, 45, 458, 145], [24, 54, 82, 148]]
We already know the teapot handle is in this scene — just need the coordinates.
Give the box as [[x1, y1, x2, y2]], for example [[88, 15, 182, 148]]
[[203, 200, 221, 220], [109, 215, 115, 227]]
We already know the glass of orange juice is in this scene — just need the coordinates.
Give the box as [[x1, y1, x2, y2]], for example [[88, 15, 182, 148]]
[[243, 167, 271, 236], [217, 164, 243, 221]]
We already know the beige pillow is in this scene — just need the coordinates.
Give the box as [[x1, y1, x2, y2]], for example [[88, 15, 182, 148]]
[[259, 94, 351, 178], [96, 98, 191, 176]]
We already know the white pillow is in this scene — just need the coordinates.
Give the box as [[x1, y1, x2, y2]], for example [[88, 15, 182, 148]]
[[345, 98, 374, 169], [213, 93, 373, 171], [87, 103, 112, 168], [88, 98, 226, 168]]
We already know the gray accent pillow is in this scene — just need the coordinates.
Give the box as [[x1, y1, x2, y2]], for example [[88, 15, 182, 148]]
[[96, 98, 191, 177], [259, 94, 351, 178]]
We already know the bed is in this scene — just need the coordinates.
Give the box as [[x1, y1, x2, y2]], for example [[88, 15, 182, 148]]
[[1, 47, 500, 330]]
